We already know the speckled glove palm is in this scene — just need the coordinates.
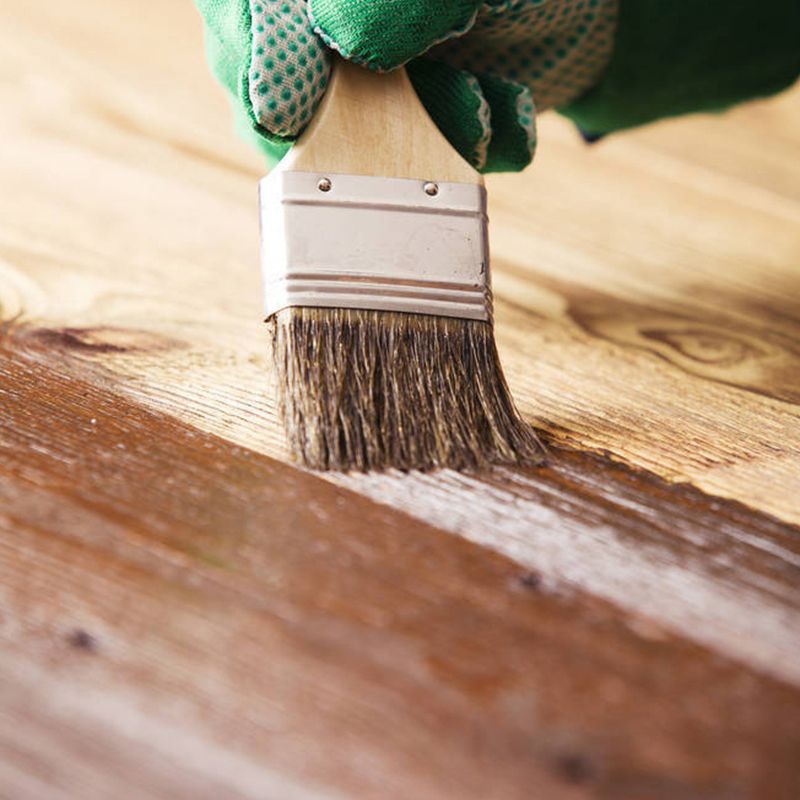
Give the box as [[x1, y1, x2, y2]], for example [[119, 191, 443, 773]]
[[196, 0, 617, 172]]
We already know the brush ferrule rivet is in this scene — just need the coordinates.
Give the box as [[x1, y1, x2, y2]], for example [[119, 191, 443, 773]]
[[317, 177, 332, 192], [423, 181, 439, 197]]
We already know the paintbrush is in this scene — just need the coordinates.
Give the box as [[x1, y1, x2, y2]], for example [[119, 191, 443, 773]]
[[259, 58, 543, 471]]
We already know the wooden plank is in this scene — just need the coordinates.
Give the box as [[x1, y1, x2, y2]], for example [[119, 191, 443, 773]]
[[2, 0, 800, 797], [2, 346, 800, 799]]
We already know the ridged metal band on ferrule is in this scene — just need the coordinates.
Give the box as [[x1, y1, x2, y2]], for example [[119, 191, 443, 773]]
[[258, 171, 491, 321]]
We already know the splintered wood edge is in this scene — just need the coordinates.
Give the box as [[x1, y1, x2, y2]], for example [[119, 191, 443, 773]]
[[283, 58, 481, 184]]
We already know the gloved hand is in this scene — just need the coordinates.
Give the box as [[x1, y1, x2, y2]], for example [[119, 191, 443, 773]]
[[195, 0, 617, 172]]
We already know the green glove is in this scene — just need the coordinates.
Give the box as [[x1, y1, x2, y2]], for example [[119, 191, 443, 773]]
[[195, 0, 616, 172], [196, 1, 799, 173], [563, 0, 800, 136]]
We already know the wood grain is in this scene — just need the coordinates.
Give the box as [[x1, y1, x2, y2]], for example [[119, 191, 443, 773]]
[[288, 59, 479, 183], [1, 0, 800, 797]]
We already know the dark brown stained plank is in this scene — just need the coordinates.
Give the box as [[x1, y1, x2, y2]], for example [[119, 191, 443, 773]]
[[2, 343, 800, 800]]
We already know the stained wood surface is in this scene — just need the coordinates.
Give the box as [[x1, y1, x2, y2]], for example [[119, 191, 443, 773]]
[[1, 1, 799, 798]]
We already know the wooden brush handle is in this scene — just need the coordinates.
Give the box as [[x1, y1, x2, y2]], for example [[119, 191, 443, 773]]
[[282, 58, 480, 184]]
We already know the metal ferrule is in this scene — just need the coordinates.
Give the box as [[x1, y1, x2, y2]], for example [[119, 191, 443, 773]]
[[259, 171, 491, 321]]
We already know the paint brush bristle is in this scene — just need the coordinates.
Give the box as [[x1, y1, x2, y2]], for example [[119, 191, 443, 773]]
[[269, 306, 544, 471]]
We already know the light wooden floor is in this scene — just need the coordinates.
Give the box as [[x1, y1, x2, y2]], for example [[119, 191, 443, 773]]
[[1, 1, 799, 798]]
